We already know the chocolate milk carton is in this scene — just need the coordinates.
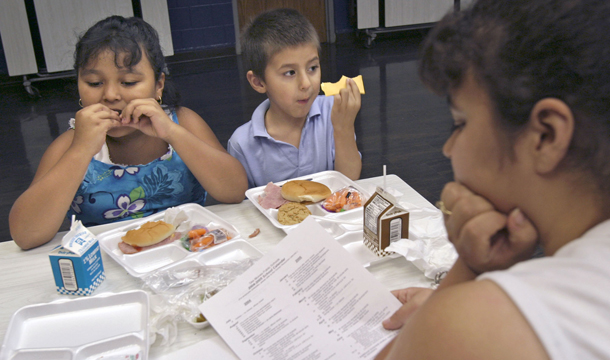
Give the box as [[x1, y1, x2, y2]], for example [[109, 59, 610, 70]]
[[363, 187, 409, 257], [49, 221, 105, 296]]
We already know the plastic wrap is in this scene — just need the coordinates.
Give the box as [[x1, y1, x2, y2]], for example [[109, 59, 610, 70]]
[[322, 186, 365, 212], [142, 258, 259, 344]]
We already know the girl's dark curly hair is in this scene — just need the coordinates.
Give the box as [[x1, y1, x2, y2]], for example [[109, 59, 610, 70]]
[[74, 15, 180, 109]]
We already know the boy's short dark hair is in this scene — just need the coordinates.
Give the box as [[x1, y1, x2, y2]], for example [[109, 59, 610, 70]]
[[241, 8, 320, 79], [420, 0, 610, 197]]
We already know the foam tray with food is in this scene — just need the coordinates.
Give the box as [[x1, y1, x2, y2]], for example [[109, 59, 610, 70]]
[[245, 171, 370, 234], [98, 203, 262, 278], [0, 290, 149, 360]]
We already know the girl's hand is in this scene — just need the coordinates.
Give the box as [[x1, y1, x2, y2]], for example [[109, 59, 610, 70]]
[[120, 98, 176, 140], [330, 78, 361, 131], [382, 287, 434, 330], [440, 182, 539, 274], [72, 104, 121, 156]]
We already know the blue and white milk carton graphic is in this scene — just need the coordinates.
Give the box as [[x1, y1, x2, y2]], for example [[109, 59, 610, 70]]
[[49, 221, 105, 296]]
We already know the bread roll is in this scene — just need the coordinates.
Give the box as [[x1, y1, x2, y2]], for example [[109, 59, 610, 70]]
[[121, 220, 176, 247], [281, 180, 332, 203]]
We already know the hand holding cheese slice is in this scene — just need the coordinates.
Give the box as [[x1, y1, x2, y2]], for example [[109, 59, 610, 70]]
[[321, 75, 365, 96]]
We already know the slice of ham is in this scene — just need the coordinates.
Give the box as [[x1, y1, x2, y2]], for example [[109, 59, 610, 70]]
[[118, 232, 181, 254], [258, 182, 289, 209]]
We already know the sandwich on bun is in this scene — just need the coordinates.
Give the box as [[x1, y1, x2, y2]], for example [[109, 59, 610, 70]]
[[119, 220, 176, 254], [281, 180, 332, 203]]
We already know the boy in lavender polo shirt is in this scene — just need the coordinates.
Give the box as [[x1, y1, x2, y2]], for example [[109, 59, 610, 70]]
[[228, 8, 362, 188]]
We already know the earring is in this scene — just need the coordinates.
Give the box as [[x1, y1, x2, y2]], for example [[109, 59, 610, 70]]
[[79, 99, 83, 108], [157, 95, 162, 105]]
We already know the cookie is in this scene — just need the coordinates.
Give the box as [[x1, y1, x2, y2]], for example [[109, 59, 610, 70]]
[[277, 202, 312, 225]]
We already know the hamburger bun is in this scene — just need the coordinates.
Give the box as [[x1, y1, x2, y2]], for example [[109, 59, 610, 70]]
[[281, 180, 332, 203], [121, 220, 176, 247]]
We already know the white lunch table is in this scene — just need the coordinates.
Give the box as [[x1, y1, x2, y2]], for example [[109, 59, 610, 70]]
[[0, 175, 442, 358]]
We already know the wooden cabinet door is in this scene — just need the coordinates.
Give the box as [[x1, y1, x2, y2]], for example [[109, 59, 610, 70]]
[[236, 0, 327, 43]]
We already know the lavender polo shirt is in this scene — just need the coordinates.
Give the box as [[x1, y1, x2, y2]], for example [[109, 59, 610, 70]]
[[228, 95, 337, 188]]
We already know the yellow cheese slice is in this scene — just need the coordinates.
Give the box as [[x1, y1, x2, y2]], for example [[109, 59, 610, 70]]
[[321, 75, 365, 96]]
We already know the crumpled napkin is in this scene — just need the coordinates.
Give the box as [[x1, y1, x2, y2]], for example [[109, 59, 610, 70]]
[[163, 207, 190, 233], [359, 183, 457, 279], [148, 294, 179, 346], [379, 193, 457, 280]]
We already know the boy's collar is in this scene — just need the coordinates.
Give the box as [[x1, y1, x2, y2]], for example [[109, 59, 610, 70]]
[[252, 96, 322, 137]]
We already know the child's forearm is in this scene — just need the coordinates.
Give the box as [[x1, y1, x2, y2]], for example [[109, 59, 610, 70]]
[[9, 148, 91, 250], [333, 128, 362, 180], [166, 126, 248, 203]]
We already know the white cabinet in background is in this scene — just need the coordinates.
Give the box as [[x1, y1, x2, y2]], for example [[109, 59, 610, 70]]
[[386, 0, 454, 27], [358, 0, 454, 29], [357, 0, 455, 47]]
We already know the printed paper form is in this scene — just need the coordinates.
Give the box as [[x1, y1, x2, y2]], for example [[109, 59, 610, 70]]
[[200, 217, 401, 360]]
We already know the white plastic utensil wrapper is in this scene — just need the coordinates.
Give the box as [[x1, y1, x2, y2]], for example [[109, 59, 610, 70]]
[[361, 184, 457, 282]]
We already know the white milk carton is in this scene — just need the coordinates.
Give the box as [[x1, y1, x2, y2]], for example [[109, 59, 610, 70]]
[[49, 221, 105, 296], [363, 186, 409, 257]]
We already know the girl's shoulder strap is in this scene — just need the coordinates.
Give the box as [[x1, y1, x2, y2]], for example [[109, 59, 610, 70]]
[[164, 107, 179, 125]]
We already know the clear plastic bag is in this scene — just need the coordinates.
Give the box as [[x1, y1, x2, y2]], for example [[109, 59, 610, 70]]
[[142, 258, 258, 344], [322, 186, 365, 212]]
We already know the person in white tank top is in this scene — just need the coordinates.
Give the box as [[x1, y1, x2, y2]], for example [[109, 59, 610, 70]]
[[376, 1, 610, 359]]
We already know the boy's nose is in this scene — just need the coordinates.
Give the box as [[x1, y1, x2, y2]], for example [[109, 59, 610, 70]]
[[299, 74, 311, 90]]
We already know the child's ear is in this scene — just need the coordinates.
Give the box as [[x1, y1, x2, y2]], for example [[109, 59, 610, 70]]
[[156, 72, 165, 100], [247, 70, 267, 94], [526, 98, 574, 174]]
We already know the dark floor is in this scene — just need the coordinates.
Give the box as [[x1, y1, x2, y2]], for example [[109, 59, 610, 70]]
[[0, 31, 454, 242]]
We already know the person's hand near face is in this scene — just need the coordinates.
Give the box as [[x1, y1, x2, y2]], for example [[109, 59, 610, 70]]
[[331, 78, 362, 180], [331, 78, 361, 131], [120, 98, 177, 141], [440, 181, 539, 274], [72, 104, 121, 158]]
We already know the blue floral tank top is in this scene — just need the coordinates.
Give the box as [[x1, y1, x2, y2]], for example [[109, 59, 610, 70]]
[[67, 110, 206, 226]]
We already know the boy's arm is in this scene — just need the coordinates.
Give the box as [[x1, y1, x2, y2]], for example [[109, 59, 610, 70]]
[[331, 78, 362, 180]]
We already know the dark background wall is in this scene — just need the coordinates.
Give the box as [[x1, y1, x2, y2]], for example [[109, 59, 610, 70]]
[[0, 0, 355, 75], [167, 0, 353, 52], [167, 0, 236, 51], [0, 41, 7, 74]]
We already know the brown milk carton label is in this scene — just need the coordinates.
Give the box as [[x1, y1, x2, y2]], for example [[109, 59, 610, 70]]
[[363, 187, 409, 257]]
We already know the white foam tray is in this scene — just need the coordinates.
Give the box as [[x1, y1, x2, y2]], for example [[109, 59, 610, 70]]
[[245, 170, 370, 234], [97, 203, 262, 278], [246, 171, 397, 268], [0, 290, 149, 360]]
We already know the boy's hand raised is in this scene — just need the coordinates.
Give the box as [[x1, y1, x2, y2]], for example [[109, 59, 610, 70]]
[[73, 104, 121, 157], [440, 182, 539, 274], [331, 78, 361, 131]]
